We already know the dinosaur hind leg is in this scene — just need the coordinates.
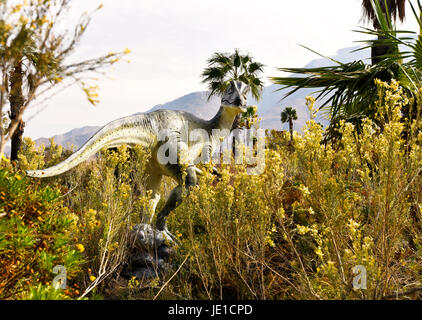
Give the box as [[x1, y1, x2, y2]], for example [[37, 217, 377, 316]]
[[155, 165, 198, 231], [142, 172, 162, 224]]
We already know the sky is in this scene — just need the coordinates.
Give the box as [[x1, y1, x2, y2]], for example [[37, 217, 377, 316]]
[[23, 0, 420, 139]]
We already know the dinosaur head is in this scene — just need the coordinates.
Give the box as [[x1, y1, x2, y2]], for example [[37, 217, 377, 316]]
[[221, 80, 249, 113]]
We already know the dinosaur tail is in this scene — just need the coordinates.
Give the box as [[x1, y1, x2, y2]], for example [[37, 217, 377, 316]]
[[27, 115, 155, 178]]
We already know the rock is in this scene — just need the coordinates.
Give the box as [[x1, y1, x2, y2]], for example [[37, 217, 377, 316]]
[[121, 223, 178, 281], [129, 224, 177, 250]]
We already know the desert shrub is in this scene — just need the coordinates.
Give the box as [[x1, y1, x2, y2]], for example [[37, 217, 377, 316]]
[[11, 139, 169, 299], [140, 80, 422, 300], [0, 160, 83, 299], [56, 145, 154, 298], [17, 137, 74, 173], [261, 80, 422, 299]]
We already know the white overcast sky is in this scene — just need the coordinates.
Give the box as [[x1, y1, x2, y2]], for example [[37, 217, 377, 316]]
[[23, 0, 420, 139]]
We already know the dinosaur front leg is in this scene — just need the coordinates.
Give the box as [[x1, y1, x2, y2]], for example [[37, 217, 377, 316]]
[[155, 165, 198, 232], [212, 166, 222, 178]]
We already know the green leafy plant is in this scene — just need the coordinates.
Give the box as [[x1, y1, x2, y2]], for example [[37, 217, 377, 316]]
[[0, 161, 83, 299]]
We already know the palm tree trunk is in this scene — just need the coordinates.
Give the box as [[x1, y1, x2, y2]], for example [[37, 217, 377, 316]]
[[289, 118, 293, 143], [371, 34, 395, 65], [232, 113, 241, 157], [9, 59, 25, 162], [370, 3, 396, 65]]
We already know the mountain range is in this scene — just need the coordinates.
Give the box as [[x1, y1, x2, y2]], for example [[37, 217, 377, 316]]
[[9, 46, 370, 153]]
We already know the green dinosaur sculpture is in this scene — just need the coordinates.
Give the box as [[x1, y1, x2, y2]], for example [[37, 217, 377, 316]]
[[27, 80, 250, 233]]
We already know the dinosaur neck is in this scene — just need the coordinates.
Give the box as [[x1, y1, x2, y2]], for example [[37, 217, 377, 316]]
[[209, 105, 240, 131]]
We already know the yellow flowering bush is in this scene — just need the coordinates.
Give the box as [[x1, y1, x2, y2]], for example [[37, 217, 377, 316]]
[[164, 79, 422, 299], [4, 79, 422, 300]]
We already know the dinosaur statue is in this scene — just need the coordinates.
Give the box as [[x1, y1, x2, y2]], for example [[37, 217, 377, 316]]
[[27, 80, 250, 233]]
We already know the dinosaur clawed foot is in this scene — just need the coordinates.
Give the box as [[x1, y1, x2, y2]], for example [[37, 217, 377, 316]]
[[162, 228, 180, 247], [155, 222, 180, 247]]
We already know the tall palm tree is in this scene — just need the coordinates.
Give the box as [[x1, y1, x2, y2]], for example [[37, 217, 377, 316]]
[[281, 107, 297, 143], [361, 0, 406, 64], [201, 49, 264, 156]]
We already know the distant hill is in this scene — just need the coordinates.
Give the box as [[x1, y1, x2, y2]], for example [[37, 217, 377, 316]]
[[10, 45, 369, 152], [145, 91, 221, 120], [34, 126, 102, 150]]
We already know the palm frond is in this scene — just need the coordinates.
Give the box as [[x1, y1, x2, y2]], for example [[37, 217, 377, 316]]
[[201, 67, 226, 83], [270, 0, 422, 142], [271, 56, 407, 131], [248, 61, 264, 74], [206, 53, 232, 70], [233, 49, 241, 69]]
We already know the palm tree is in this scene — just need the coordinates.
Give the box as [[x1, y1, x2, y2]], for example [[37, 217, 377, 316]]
[[239, 105, 258, 130], [281, 107, 297, 143], [361, 0, 406, 64], [201, 49, 264, 156], [239, 105, 259, 150], [271, 0, 422, 142]]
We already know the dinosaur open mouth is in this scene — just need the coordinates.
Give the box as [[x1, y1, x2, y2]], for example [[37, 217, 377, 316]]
[[239, 105, 247, 112]]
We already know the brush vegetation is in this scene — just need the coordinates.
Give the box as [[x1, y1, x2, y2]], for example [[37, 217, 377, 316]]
[[1, 80, 422, 300]]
